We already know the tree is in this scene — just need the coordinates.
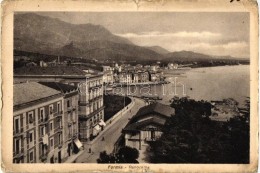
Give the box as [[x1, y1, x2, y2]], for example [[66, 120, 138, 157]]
[[148, 97, 250, 163], [97, 146, 139, 163]]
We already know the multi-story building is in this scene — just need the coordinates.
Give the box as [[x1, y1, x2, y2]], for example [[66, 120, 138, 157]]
[[78, 74, 105, 141], [118, 72, 133, 84], [139, 71, 149, 83], [103, 71, 114, 84], [13, 82, 74, 163], [14, 66, 106, 142], [39, 82, 82, 159], [132, 72, 139, 83], [103, 65, 113, 72], [149, 72, 160, 82]]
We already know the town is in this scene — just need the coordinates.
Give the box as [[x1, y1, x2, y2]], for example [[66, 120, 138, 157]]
[[12, 12, 250, 165], [13, 57, 249, 164]]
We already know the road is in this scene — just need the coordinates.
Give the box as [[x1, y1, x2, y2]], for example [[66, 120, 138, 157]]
[[75, 98, 146, 163]]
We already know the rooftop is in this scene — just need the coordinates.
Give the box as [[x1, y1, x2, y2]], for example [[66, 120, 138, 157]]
[[132, 102, 175, 121], [14, 66, 88, 76], [14, 82, 62, 106], [38, 82, 78, 93], [123, 117, 166, 132]]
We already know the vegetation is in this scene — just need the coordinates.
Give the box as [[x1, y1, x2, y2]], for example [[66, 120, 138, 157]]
[[147, 97, 249, 163], [97, 146, 139, 163], [104, 95, 131, 121]]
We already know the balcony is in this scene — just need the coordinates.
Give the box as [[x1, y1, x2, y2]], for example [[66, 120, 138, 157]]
[[38, 117, 49, 125], [79, 106, 105, 119], [54, 126, 63, 133], [68, 133, 72, 140], [13, 128, 23, 137], [13, 148, 24, 159], [58, 140, 63, 149], [89, 95, 103, 103], [39, 153, 48, 162], [67, 107, 76, 113], [78, 101, 90, 106], [73, 133, 78, 139], [57, 111, 63, 117], [89, 84, 103, 90]]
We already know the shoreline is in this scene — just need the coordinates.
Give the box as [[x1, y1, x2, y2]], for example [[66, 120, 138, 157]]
[[108, 81, 170, 87]]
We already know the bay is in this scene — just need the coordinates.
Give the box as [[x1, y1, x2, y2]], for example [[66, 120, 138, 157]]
[[111, 65, 250, 106]]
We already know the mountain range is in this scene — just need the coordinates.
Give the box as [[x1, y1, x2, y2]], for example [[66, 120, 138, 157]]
[[14, 13, 245, 63]]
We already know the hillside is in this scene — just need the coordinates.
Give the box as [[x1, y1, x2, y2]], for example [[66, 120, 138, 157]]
[[14, 13, 246, 63], [145, 46, 170, 54], [14, 13, 164, 62]]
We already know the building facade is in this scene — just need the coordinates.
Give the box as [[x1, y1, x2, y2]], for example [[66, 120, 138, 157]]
[[122, 103, 175, 150], [39, 82, 82, 160], [14, 66, 106, 142], [78, 74, 105, 141], [13, 82, 81, 163]]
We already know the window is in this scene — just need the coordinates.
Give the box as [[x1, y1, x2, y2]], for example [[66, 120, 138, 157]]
[[50, 138, 54, 147], [29, 151, 34, 162], [40, 108, 44, 121], [59, 134, 62, 144], [29, 132, 33, 142], [57, 102, 61, 112], [28, 112, 34, 124], [15, 139, 20, 153], [50, 122, 53, 131], [67, 100, 70, 107], [49, 105, 53, 115], [40, 126, 45, 136], [14, 118, 20, 133]]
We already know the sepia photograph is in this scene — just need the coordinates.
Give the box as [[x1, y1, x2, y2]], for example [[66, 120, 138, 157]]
[[12, 11, 251, 164], [1, 0, 258, 172]]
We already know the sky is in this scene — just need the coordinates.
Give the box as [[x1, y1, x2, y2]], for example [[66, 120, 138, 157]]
[[38, 12, 250, 58]]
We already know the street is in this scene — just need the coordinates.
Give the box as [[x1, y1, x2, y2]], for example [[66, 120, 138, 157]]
[[75, 98, 146, 163]]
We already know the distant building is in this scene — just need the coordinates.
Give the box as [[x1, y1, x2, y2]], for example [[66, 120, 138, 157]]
[[103, 71, 114, 84], [135, 64, 143, 69], [149, 72, 160, 82], [140, 71, 149, 82], [39, 61, 48, 67], [26, 62, 37, 67], [132, 72, 139, 83], [150, 65, 158, 72], [13, 82, 81, 163], [122, 103, 175, 150], [47, 61, 57, 67], [118, 72, 131, 84], [103, 66, 113, 72], [168, 63, 178, 69], [14, 56, 31, 62]]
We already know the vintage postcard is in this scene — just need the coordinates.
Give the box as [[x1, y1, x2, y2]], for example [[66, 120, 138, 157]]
[[1, 0, 258, 172]]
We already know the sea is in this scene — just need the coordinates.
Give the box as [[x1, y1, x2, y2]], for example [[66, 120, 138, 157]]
[[111, 65, 250, 107]]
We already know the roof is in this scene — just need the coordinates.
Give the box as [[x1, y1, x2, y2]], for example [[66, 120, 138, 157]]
[[123, 117, 166, 132], [14, 82, 62, 106], [14, 66, 88, 76], [38, 82, 78, 93], [132, 102, 175, 121]]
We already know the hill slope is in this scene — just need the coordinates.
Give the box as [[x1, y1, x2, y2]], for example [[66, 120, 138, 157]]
[[145, 46, 170, 54], [14, 13, 165, 61]]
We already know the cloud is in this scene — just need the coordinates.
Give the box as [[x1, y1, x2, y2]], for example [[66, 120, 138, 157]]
[[116, 31, 249, 58], [167, 41, 249, 58], [116, 31, 222, 39]]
